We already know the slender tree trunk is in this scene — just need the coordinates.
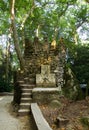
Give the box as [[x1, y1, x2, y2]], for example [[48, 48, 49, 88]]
[[20, 3, 36, 45], [10, 0, 25, 69], [20, 4, 35, 30], [21, 29, 25, 49], [6, 40, 10, 84]]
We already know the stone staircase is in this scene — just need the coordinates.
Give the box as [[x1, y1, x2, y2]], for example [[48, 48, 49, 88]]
[[18, 74, 36, 116]]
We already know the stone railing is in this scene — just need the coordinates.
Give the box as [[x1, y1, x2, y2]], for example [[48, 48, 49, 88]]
[[31, 103, 52, 130]]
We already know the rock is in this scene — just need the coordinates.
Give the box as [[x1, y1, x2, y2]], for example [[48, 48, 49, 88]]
[[49, 100, 61, 108], [56, 116, 69, 128]]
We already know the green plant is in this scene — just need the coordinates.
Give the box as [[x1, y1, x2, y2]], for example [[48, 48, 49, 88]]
[[0, 81, 13, 92], [80, 117, 89, 127]]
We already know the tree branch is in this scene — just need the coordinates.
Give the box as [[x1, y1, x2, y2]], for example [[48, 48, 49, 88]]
[[21, 5, 36, 30]]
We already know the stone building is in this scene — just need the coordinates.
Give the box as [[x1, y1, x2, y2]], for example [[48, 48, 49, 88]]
[[13, 37, 66, 115]]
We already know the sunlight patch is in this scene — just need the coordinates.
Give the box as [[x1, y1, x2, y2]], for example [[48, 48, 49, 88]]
[[0, 97, 4, 101]]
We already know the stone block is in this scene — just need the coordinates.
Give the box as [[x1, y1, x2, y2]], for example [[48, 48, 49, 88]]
[[56, 116, 69, 128], [32, 88, 59, 104], [36, 65, 56, 87]]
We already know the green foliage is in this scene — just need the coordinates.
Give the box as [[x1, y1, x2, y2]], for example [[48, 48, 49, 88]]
[[0, 81, 13, 92], [0, 60, 13, 92], [0, 0, 89, 41], [80, 117, 89, 127], [71, 44, 89, 83], [15, 0, 88, 42], [0, 0, 88, 45], [0, 74, 13, 92], [0, 45, 13, 92]]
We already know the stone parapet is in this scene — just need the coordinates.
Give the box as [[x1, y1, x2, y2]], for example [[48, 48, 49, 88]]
[[32, 88, 60, 104]]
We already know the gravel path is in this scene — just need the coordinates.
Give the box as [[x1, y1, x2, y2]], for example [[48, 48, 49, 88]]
[[0, 96, 29, 130]]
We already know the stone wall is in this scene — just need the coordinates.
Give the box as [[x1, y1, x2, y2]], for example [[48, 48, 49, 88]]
[[32, 88, 60, 105], [23, 37, 66, 88], [13, 36, 70, 106]]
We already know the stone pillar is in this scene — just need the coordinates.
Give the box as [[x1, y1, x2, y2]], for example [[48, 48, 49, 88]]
[[54, 39, 66, 91]]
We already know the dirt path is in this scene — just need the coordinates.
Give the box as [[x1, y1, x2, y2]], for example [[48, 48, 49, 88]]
[[0, 95, 30, 130]]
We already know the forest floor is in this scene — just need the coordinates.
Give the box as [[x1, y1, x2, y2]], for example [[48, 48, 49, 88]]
[[40, 96, 89, 130]]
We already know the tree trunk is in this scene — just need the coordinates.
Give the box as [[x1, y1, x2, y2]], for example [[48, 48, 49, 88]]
[[10, 0, 25, 70], [6, 40, 10, 84]]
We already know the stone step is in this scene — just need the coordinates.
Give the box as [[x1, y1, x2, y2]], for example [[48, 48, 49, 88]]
[[29, 79, 35, 84], [20, 103, 31, 109], [29, 76, 35, 78], [21, 97, 32, 103], [21, 97, 32, 100], [17, 80, 24, 84], [22, 88, 32, 93], [24, 77, 29, 80], [18, 109, 30, 116], [22, 88, 32, 90], [20, 84, 35, 88], [22, 93, 32, 95], [21, 93, 32, 98], [24, 81, 35, 84], [18, 75, 35, 84], [24, 76, 35, 78]]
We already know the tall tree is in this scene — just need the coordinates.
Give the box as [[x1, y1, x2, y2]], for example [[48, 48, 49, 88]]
[[10, 0, 25, 69]]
